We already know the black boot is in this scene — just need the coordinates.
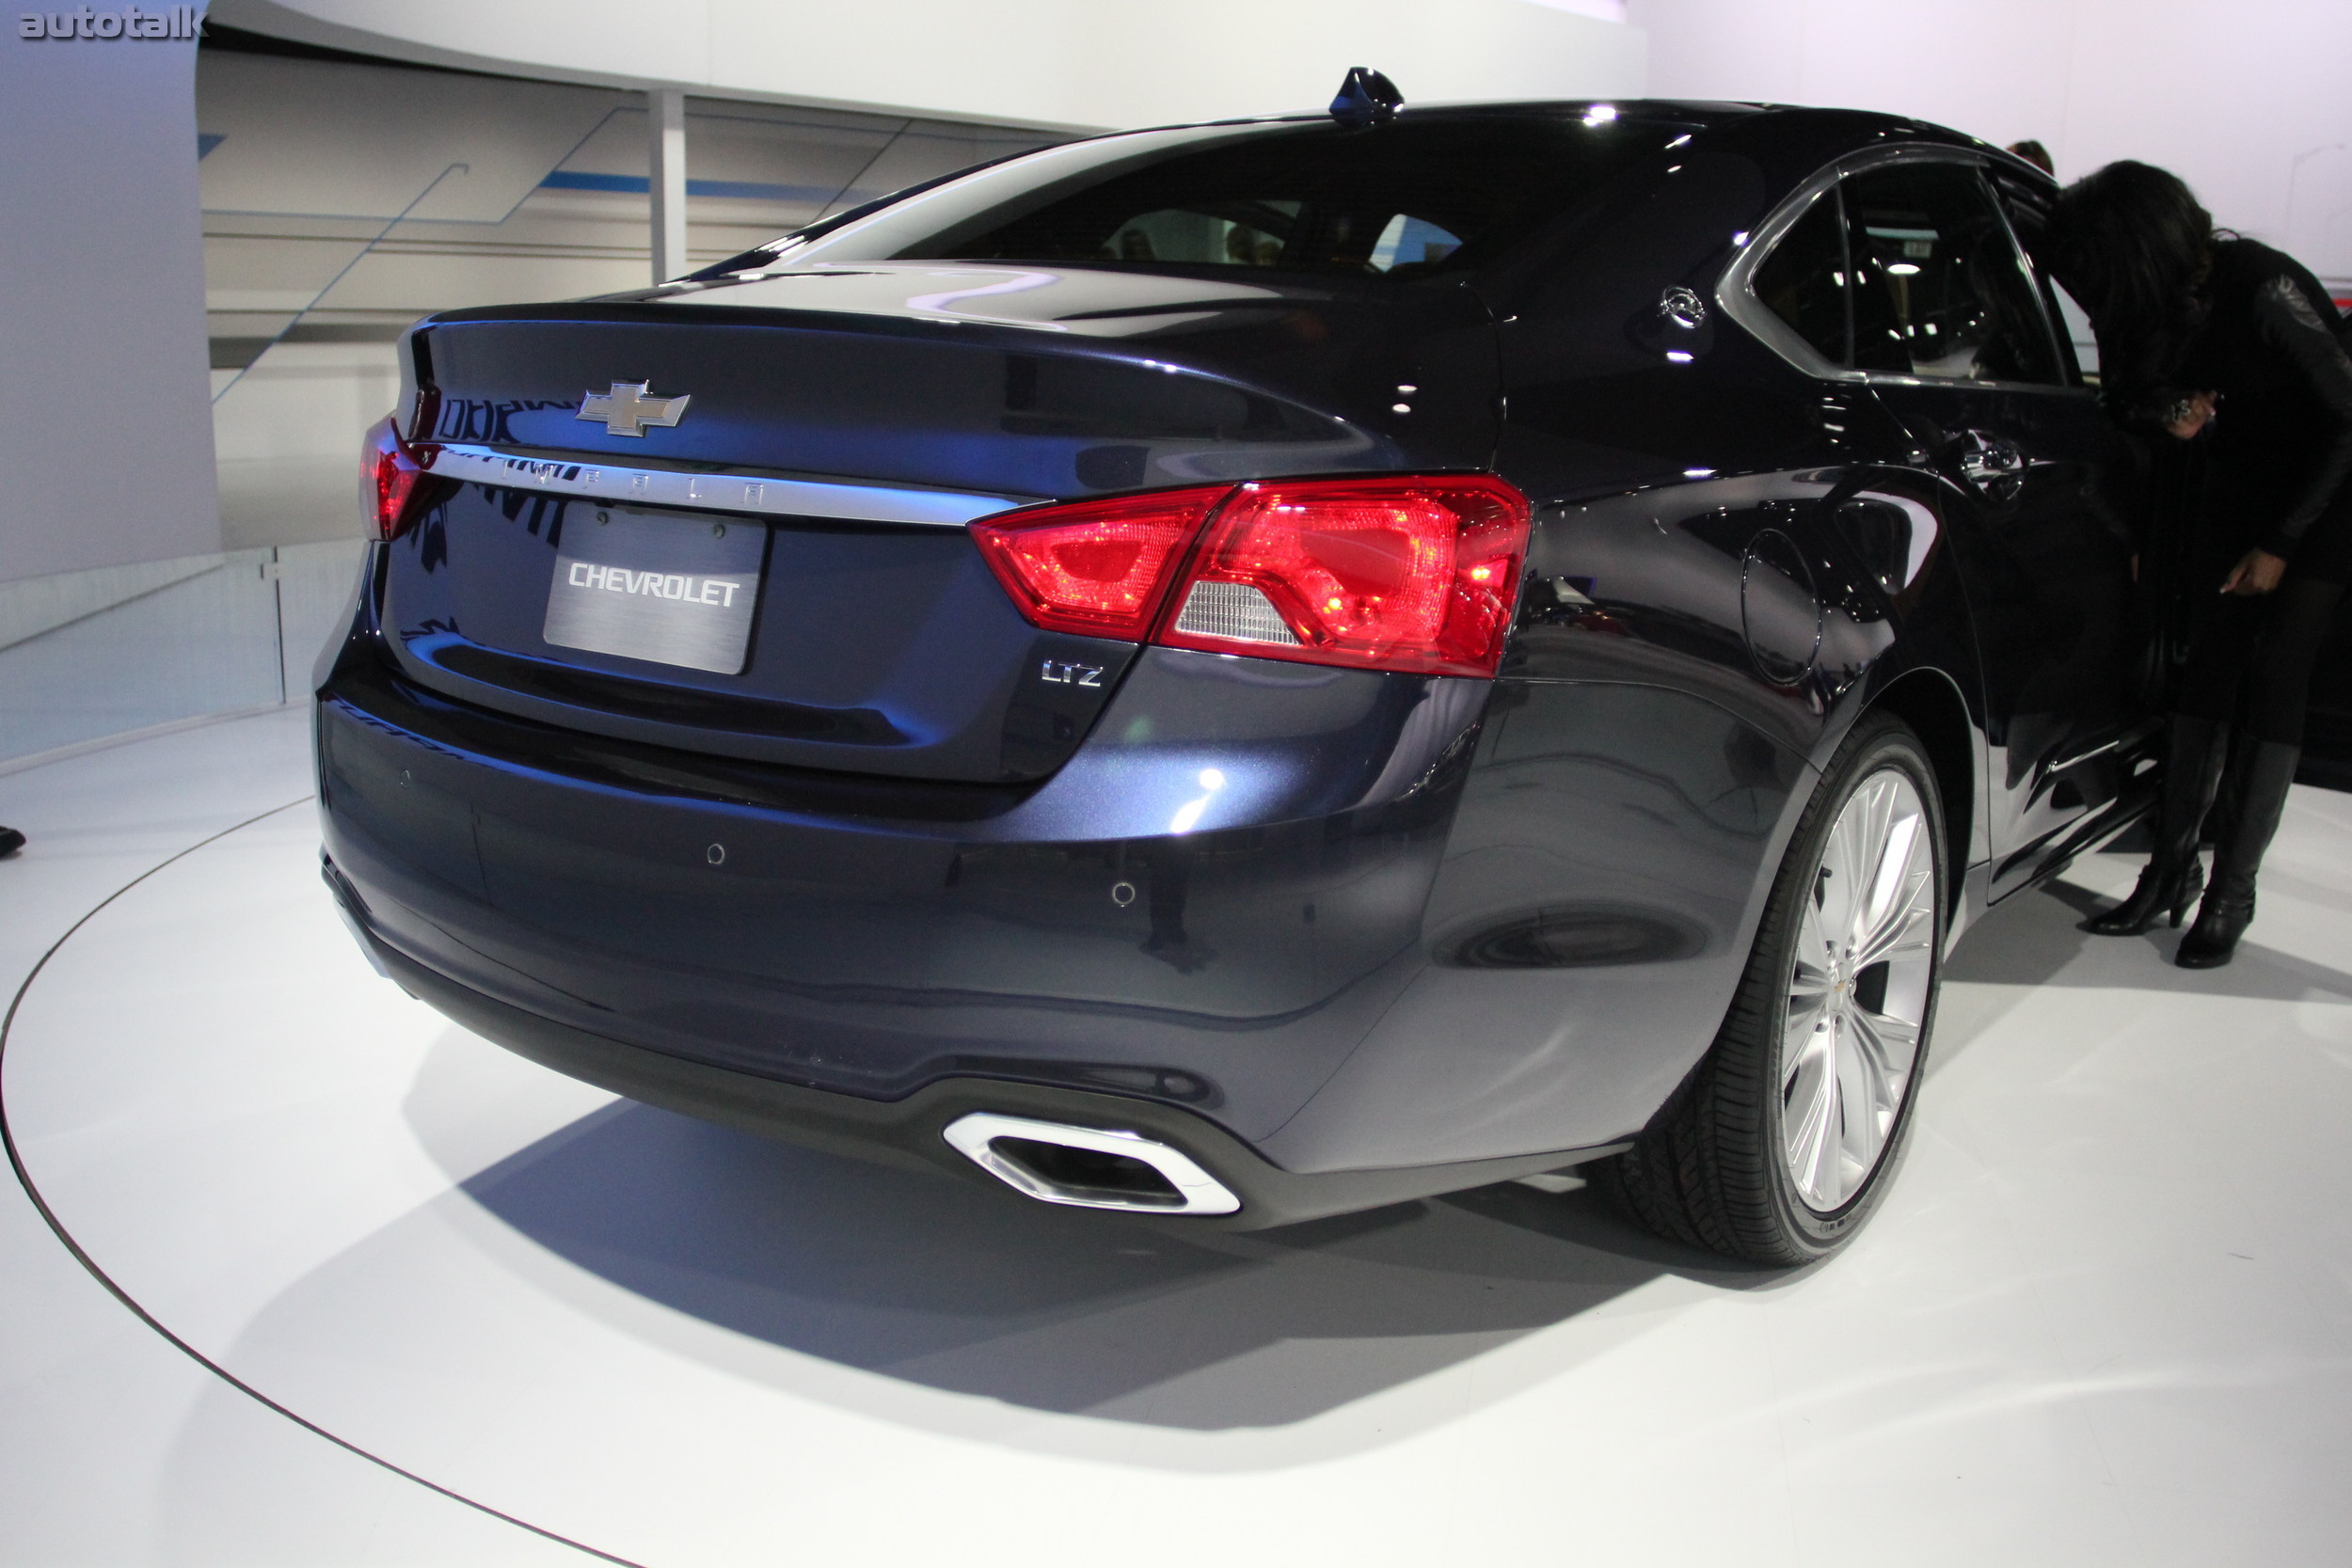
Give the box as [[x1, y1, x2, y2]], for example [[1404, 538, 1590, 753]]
[[2177, 738, 2299, 969], [2084, 715, 2228, 935], [0, 825, 22, 857]]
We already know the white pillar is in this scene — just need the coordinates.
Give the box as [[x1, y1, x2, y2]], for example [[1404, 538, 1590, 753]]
[[648, 88, 688, 284]]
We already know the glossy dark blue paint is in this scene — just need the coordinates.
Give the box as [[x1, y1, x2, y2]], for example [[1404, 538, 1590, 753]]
[[319, 100, 2156, 1211], [386, 484, 1136, 780], [417, 263, 1498, 499]]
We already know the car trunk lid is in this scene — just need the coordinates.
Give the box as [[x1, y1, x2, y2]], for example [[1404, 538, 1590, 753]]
[[378, 263, 1498, 784]]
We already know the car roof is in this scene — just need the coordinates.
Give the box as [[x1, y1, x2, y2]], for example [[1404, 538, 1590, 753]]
[[1104, 98, 2048, 188]]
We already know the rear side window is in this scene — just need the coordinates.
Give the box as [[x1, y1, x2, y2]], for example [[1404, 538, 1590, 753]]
[[1842, 162, 2061, 385], [806, 118, 1691, 280], [1753, 188, 1850, 365]]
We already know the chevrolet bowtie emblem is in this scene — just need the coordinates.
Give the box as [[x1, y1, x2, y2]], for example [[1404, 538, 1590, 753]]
[[577, 381, 691, 437]]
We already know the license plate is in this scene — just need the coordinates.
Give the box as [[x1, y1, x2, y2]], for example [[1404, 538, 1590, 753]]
[[542, 509, 767, 674]]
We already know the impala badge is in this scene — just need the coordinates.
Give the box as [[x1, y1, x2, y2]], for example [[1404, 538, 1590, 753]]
[[577, 381, 691, 437]]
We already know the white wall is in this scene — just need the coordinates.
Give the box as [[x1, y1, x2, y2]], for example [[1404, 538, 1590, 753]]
[[195, 47, 1055, 550], [207, 0, 1647, 133], [1629, 0, 2352, 278], [0, 22, 221, 581]]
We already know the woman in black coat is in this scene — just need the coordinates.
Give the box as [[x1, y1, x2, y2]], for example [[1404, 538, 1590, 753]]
[[2055, 162, 2352, 967]]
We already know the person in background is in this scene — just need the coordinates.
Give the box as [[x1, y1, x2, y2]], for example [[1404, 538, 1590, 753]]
[[2008, 138, 2055, 175], [2055, 161, 2352, 967]]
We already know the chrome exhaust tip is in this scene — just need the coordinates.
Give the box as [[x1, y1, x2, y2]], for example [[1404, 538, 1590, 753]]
[[942, 1112, 1242, 1215]]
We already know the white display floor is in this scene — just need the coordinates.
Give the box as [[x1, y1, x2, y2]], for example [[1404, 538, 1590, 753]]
[[4, 705, 2350, 1565]]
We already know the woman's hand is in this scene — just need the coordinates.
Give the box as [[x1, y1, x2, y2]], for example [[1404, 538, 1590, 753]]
[[2221, 547, 2286, 595], [2167, 390, 2219, 440]]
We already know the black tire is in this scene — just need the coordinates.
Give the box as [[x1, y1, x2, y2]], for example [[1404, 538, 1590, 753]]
[[1594, 712, 1947, 1265]]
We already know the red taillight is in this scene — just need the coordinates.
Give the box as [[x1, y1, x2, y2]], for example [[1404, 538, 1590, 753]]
[[360, 414, 443, 542], [968, 485, 1232, 639], [969, 475, 1532, 677], [1158, 476, 1531, 677]]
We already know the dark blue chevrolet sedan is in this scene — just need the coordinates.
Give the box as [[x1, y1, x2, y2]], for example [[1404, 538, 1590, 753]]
[[320, 84, 2153, 1263]]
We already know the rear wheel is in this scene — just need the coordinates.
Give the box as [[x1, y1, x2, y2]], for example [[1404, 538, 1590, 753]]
[[1596, 713, 1945, 1264]]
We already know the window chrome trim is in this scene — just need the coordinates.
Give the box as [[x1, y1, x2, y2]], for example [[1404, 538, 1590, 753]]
[[1981, 164, 2086, 388], [1717, 143, 2080, 396], [424, 443, 1039, 527], [1720, 167, 1853, 382]]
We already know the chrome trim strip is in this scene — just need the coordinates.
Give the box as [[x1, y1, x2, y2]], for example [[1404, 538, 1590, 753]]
[[425, 442, 1035, 527], [2047, 735, 2122, 772], [1981, 162, 2076, 383], [942, 1111, 1244, 1216], [2048, 717, 2164, 776]]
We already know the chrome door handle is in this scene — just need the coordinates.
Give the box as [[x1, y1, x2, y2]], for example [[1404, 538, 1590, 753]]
[[1954, 430, 2024, 490]]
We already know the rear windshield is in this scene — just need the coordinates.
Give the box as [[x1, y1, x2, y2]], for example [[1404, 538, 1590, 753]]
[[749, 114, 1692, 281]]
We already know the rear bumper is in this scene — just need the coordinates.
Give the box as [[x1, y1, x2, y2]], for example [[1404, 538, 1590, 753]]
[[317, 626, 1487, 1149], [356, 918, 1624, 1231], [316, 584, 1803, 1183]]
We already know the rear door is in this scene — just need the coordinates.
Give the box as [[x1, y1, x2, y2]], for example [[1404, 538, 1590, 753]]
[[1838, 155, 2143, 897]]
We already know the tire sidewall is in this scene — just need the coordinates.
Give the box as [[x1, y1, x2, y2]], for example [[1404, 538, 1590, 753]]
[[1758, 719, 1947, 1256]]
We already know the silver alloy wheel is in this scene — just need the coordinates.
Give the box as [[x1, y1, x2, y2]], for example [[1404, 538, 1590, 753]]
[[1781, 766, 1937, 1212]]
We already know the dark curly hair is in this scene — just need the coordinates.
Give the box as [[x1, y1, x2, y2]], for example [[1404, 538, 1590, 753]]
[[2045, 160, 2217, 419]]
